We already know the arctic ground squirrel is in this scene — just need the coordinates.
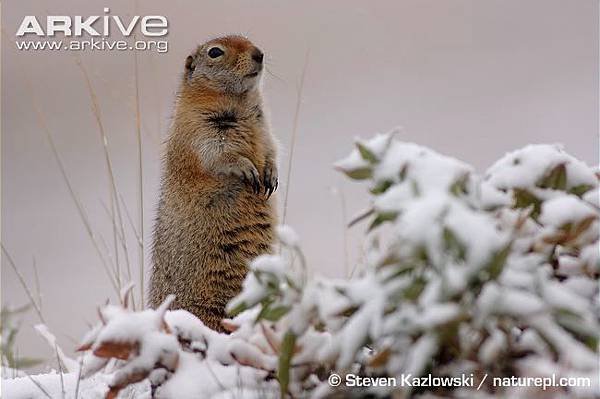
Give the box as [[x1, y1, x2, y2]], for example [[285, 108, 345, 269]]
[[149, 35, 278, 331]]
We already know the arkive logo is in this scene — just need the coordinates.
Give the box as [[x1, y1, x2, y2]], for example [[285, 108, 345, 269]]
[[14, 8, 169, 53], [16, 8, 168, 37]]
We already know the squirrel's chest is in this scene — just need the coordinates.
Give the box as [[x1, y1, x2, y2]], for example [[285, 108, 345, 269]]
[[195, 126, 260, 161]]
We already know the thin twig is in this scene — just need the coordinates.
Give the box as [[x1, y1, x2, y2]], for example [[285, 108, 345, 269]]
[[348, 208, 374, 228], [1, 244, 45, 324], [282, 50, 310, 224], [349, 242, 367, 278], [99, 198, 136, 309], [331, 187, 350, 277], [100, 200, 126, 243], [205, 361, 227, 391], [132, 0, 145, 308], [32, 257, 43, 311], [119, 192, 142, 246], [74, 356, 84, 399], [25, 374, 52, 399], [97, 231, 118, 278], [55, 343, 66, 399], [76, 59, 130, 294], [110, 179, 121, 293], [147, 48, 163, 141], [13, 346, 20, 379]]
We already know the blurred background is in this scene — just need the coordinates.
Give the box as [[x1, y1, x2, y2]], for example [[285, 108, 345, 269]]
[[2, 0, 598, 366]]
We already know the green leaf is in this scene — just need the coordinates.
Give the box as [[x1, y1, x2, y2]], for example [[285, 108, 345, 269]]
[[265, 277, 280, 292], [356, 142, 378, 163], [381, 262, 416, 281], [368, 211, 397, 231], [403, 276, 426, 300], [284, 276, 300, 291], [569, 184, 593, 197], [226, 301, 248, 317], [584, 336, 599, 351], [443, 227, 467, 261], [344, 167, 373, 180], [277, 330, 296, 397], [449, 174, 470, 196], [411, 180, 420, 196], [513, 188, 542, 218], [254, 298, 273, 322], [484, 243, 511, 280], [259, 304, 290, 322], [399, 164, 408, 181], [371, 180, 393, 195], [537, 163, 567, 190]]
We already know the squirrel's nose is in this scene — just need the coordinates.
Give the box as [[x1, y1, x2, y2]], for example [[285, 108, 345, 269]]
[[251, 48, 264, 64]]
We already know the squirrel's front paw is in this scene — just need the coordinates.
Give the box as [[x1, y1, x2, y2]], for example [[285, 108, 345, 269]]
[[263, 161, 278, 199], [226, 159, 261, 194]]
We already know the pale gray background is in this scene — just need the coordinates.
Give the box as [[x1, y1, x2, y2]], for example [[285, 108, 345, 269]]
[[2, 0, 598, 364]]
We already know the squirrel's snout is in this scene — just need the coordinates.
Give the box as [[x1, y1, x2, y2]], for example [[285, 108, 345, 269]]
[[251, 48, 264, 64]]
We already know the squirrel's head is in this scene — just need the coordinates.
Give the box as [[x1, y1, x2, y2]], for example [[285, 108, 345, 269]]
[[184, 35, 264, 94]]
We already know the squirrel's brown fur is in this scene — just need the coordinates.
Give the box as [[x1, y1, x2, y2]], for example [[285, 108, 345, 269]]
[[149, 36, 278, 331]]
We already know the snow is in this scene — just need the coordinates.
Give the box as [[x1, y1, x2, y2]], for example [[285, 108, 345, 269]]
[[403, 333, 437, 376], [2, 354, 276, 399], [373, 182, 414, 212], [334, 147, 370, 173], [539, 278, 591, 317], [376, 141, 472, 188], [539, 195, 597, 227], [276, 225, 300, 247], [479, 329, 506, 365], [34, 324, 79, 373], [413, 303, 461, 329], [478, 180, 512, 209], [94, 295, 173, 349], [2, 372, 140, 399], [485, 144, 596, 190], [562, 276, 598, 299], [156, 352, 276, 399], [582, 188, 598, 206], [528, 315, 598, 369], [320, 289, 386, 369], [226, 253, 290, 314], [496, 287, 546, 316]]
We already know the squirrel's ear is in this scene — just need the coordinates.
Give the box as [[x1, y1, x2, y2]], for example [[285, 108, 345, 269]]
[[185, 55, 196, 81], [185, 55, 195, 72]]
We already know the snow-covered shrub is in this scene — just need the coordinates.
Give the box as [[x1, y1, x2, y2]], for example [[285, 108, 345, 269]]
[[70, 288, 282, 398], [48, 131, 598, 399], [319, 134, 598, 398], [228, 132, 599, 398]]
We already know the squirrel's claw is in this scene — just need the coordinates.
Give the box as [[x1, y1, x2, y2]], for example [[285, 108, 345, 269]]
[[265, 178, 278, 199], [262, 164, 278, 200], [267, 179, 279, 199], [242, 167, 260, 195]]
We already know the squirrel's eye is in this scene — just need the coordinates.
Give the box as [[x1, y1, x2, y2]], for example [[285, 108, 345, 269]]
[[207, 47, 224, 58]]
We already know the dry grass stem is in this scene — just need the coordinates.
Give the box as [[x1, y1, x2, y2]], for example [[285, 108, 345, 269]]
[[2, 244, 45, 324], [282, 49, 310, 224]]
